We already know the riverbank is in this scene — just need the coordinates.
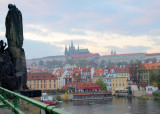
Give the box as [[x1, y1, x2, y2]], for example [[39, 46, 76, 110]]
[[57, 97, 160, 114]]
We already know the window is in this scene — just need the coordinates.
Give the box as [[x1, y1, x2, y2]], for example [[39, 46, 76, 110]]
[[41, 84, 42, 88], [44, 85, 46, 88], [54, 84, 56, 88], [113, 84, 114, 86], [54, 80, 56, 82], [30, 85, 31, 88], [119, 84, 121, 86], [41, 80, 42, 83], [123, 84, 124, 86], [49, 80, 51, 83], [37, 85, 39, 88], [44, 80, 45, 83], [49, 84, 51, 88], [116, 84, 117, 86], [34, 80, 36, 83], [30, 80, 31, 83], [37, 80, 39, 83]]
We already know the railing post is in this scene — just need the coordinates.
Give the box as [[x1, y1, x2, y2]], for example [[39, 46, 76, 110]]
[[13, 96, 18, 114], [3, 90, 6, 99]]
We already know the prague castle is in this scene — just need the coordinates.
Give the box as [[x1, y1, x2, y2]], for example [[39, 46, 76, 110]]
[[65, 41, 90, 56]]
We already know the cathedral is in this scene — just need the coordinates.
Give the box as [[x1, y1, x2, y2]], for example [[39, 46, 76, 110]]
[[65, 41, 90, 56]]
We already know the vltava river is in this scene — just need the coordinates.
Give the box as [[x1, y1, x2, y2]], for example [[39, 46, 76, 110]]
[[58, 97, 160, 114]]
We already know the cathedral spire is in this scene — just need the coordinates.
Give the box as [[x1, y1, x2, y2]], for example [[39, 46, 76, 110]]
[[71, 40, 73, 48]]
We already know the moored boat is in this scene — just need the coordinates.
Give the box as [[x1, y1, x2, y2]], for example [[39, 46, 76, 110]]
[[41, 93, 58, 105]]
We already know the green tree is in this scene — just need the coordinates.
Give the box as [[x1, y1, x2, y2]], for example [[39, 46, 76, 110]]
[[150, 69, 160, 89], [96, 78, 107, 91]]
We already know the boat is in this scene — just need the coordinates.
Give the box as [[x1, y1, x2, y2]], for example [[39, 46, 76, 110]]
[[41, 93, 58, 105], [89, 102, 96, 105]]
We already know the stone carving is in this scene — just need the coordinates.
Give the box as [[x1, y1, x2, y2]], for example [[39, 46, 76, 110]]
[[0, 4, 27, 91], [5, 4, 23, 48]]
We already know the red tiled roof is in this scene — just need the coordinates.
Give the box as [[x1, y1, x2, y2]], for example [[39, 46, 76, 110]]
[[62, 82, 101, 90], [93, 70, 104, 77], [101, 52, 146, 58], [74, 91, 111, 96], [82, 67, 92, 72], [116, 66, 129, 73], [138, 62, 160, 70], [55, 69, 64, 77], [103, 66, 116, 74], [27, 72, 57, 80]]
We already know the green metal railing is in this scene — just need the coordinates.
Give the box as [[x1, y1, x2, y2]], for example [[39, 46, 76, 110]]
[[0, 87, 69, 114]]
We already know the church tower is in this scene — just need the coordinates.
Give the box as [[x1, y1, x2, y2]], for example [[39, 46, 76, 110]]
[[65, 44, 68, 56]]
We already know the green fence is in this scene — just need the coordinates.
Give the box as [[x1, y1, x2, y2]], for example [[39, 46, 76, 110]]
[[0, 87, 69, 114]]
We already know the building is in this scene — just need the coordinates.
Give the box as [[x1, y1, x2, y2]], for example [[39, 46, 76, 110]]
[[111, 77, 128, 95], [81, 67, 95, 82], [115, 66, 130, 80], [27, 72, 58, 90], [145, 53, 160, 62], [100, 66, 130, 94], [65, 41, 90, 57], [100, 52, 146, 64], [137, 62, 160, 86], [62, 82, 101, 93], [71, 53, 100, 61], [53, 69, 64, 89], [101, 66, 116, 91], [146, 86, 158, 95], [92, 70, 104, 83]]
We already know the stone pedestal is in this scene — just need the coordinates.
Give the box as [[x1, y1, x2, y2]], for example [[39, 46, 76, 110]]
[[8, 47, 27, 90]]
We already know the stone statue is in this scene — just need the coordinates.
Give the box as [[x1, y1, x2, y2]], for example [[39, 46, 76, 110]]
[[0, 4, 27, 91], [5, 4, 23, 48], [0, 40, 6, 53]]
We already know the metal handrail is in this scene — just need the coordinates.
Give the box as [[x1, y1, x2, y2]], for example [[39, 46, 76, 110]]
[[0, 87, 69, 114]]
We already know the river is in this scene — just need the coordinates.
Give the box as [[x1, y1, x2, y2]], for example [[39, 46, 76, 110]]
[[57, 97, 160, 114]]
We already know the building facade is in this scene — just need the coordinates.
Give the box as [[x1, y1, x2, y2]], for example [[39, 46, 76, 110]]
[[27, 72, 58, 90], [111, 77, 128, 95], [100, 52, 146, 64], [137, 62, 160, 86]]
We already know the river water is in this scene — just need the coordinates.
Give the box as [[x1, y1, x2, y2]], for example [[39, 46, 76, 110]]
[[57, 97, 160, 114]]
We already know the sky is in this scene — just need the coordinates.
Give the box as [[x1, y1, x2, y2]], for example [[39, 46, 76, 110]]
[[0, 0, 160, 59]]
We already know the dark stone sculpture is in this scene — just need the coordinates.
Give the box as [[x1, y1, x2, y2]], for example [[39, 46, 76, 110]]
[[0, 4, 27, 91], [5, 4, 23, 48]]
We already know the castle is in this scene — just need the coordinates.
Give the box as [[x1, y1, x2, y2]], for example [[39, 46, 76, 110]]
[[65, 41, 90, 56]]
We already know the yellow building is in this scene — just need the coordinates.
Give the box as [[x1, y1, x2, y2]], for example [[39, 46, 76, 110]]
[[27, 72, 58, 90], [111, 66, 130, 95], [111, 78, 128, 95]]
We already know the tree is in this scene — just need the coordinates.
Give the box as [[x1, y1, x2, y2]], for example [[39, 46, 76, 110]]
[[96, 78, 107, 91], [150, 69, 160, 89], [64, 92, 68, 100]]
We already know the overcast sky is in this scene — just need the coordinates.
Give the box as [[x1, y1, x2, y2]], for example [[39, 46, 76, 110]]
[[0, 0, 160, 59]]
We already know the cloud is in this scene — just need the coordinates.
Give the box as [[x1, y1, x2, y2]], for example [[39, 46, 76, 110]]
[[23, 24, 160, 57]]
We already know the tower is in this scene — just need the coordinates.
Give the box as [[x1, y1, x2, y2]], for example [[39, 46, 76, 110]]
[[65, 44, 68, 56]]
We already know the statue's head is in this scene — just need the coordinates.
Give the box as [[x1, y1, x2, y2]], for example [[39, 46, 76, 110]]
[[8, 4, 16, 9], [8, 4, 13, 9]]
